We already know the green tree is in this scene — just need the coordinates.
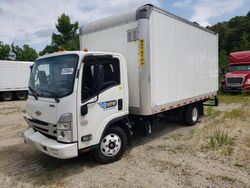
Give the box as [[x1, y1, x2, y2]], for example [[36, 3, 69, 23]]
[[208, 11, 250, 71], [219, 50, 228, 71], [11, 43, 38, 61], [239, 32, 250, 50], [11, 43, 23, 60], [40, 13, 79, 55], [39, 44, 59, 55], [0, 41, 11, 60], [21, 45, 38, 61]]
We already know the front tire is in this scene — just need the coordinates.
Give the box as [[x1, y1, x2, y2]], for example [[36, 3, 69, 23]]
[[92, 126, 127, 164], [184, 104, 199, 126]]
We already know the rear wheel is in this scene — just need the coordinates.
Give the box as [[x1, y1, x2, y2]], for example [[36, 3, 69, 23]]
[[16, 91, 27, 100], [1, 92, 13, 101], [184, 104, 199, 126], [92, 126, 127, 164]]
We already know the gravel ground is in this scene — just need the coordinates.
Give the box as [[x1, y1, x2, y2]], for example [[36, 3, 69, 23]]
[[0, 98, 249, 188]]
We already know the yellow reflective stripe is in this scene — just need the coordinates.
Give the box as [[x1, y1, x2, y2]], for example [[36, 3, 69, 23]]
[[140, 39, 145, 67]]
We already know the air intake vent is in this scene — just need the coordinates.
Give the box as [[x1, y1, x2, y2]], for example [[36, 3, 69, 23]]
[[127, 28, 138, 42]]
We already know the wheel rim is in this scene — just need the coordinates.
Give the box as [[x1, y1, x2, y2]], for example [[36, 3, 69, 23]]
[[18, 92, 25, 99], [100, 133, 121, 157], [192, 107, 198, 122], [4, 93, 12, 101]]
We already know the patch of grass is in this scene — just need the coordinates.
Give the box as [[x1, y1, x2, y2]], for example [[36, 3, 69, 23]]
[[205, 107, 222, 117], [234, 163, 244, 167], [221, 175, 236, 183], [206, 107, 214, 116], [242, 91, 250, 96], [221, 145, 234, 156], [224, 109, 246, 119], [209, 130, 234, 147], [207, 130, 234, 156], [218, 94, 248, 104]]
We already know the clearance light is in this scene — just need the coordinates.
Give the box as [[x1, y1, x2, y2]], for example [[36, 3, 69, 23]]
[[245, 79, 250, 85]]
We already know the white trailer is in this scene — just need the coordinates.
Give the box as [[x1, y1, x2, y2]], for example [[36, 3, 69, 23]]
[[0, 60, 33, 101], [23, 4, 218, 164]]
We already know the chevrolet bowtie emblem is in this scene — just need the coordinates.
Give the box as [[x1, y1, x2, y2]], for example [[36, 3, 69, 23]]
[[35, 111, 42, 116]]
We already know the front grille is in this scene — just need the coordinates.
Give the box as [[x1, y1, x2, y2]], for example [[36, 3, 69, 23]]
[[29, 118, 57, 138], [226, 77, 244, 86]]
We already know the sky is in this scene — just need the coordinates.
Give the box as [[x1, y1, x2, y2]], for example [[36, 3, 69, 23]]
[[0, 0, 249, 52]]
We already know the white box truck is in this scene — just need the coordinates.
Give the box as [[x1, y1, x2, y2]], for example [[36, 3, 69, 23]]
[[0, 60, 33, 101], [23, 4, 218, 163]]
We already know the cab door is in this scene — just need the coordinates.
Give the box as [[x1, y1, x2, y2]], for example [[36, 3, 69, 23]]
[[77, 55, 127, 149]]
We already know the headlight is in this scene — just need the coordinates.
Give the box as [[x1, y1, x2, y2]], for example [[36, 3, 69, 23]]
[[245, 79, 250, 85], [57, 113, 73, 143]]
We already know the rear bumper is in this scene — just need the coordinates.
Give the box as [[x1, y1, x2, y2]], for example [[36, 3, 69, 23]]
[[23, 127, 78, 159]]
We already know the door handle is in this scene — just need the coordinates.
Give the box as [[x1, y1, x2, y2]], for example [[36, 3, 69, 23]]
[[118, 99, 123, 111]]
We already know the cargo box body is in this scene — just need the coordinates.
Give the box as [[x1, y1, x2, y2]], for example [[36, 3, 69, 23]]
[[80, 4, 218, 115], [0, 61, 33, 92]]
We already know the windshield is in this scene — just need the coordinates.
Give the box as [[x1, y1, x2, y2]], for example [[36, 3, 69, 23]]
[[29, 54, 79, 99], [228, 64, 250, 72]]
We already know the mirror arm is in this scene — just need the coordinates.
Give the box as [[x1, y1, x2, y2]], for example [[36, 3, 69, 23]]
[[84, 93, 99, 106]]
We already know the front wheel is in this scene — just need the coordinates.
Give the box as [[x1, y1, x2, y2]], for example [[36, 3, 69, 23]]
[[92, 126, 127, 164]]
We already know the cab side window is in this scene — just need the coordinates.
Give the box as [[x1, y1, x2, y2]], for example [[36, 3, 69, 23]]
[[101, 60, 120, 90], [81, 64, 96, 102], [81, 57, 120, 102]]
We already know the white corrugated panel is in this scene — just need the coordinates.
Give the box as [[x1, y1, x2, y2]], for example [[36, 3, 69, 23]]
[[149, 10, 218, 106], [0, 61, 33, 91]]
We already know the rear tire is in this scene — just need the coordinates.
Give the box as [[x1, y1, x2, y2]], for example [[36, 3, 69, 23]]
[[16, 91, 27, 100], [92, 126, 127, 164], [184, 104, 199, 126], [1, 92, 13, 101]]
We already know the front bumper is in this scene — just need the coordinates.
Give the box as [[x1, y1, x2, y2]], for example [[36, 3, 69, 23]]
[[222, 85, 250, 93], [23, 127, 78, 159]]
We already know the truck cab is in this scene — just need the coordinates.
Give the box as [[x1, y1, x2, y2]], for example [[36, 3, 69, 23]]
[[221, 51, 250, 93], [24, 50, 130, 163]]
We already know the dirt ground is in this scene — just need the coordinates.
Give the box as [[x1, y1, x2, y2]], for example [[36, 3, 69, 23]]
[[0, 96, 249, 188]]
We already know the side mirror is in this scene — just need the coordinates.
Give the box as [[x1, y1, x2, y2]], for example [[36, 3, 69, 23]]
[[30, 65, 34, 73], [81, 105, 88, 116]]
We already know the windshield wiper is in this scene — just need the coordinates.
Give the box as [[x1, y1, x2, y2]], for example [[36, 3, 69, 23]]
[[39, 89, 60, 103], [28, 86, 38, 100]]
